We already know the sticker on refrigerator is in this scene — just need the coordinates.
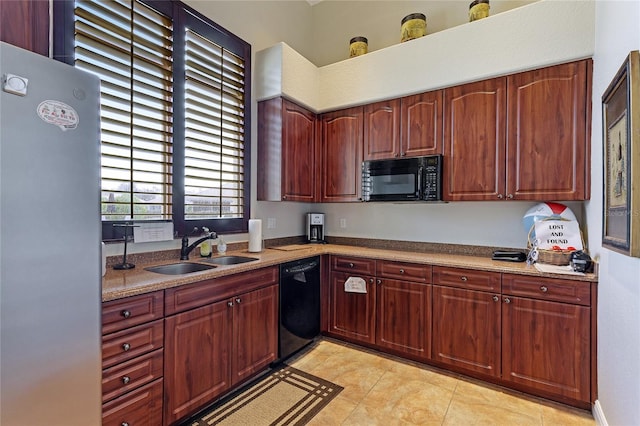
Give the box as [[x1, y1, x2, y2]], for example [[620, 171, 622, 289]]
[[37, 100, 78, 131]]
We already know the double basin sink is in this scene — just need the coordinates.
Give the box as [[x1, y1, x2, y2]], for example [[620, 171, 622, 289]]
[[144, 255, 259, 275]]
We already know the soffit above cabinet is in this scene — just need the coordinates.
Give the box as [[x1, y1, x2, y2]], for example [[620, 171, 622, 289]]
[[255, 0, 595, 113]]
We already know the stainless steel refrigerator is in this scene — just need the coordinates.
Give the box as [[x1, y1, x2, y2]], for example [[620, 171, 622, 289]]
[[0, 42, 102, 425]]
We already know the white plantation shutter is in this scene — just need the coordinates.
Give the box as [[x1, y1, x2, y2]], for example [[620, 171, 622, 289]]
[[184, 29, 245, 219]]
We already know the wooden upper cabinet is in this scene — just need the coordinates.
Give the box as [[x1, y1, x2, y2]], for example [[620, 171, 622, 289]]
[[258, 97, 318, 202], [507, 60, 592, 200], [363, 91, 442, 161], [401, 91, 443, 157], [444, 78, 507, 201], [320, 106, 363, 202], [1, 0, 49, 56], [364, 99, 401, 160]]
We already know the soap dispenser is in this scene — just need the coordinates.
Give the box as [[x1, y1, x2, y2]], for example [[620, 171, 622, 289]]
[[199, 227, 212, 257]]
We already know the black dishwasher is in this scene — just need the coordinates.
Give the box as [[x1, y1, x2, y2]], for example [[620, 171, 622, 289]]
[[279, 256, 321, 360]]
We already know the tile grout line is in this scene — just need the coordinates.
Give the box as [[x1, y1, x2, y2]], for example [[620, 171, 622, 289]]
[[440, 381, 459, 426]]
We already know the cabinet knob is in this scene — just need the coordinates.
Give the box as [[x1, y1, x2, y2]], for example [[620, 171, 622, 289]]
[[376, 279, 382, 285], [122, 376, 130, 385], [399, 269, 405, 274], [369, 278, 374, 283], [400, 152, 406, 157], [121, 310, 131, 319], [122, 343, 131, 352], [235, 298, 242, 304], [348, 263, 354, 268], [460, 276, 468, 282], [507, 194, 514, 199], [282, 195, 287, 200], [227, 301, 234, 307], [122, 423, 129, 426], [503, 297, 511, 304], [493, 295, 499, 302], [497, 194, 504, 199], [540, 285, 548, 293]]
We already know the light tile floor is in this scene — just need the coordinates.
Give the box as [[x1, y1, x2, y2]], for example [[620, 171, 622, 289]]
[[287, 338, 595, 426]]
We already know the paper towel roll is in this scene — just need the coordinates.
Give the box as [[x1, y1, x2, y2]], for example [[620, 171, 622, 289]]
[[248, 219, 262, 252]]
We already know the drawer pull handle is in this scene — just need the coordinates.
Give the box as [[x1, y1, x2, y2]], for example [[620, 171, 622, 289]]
[[503, 297, 511, 304], [493, 295, 499, 302], [349, 263, 354, 268], [121, 310, 131, 319], [122, 376, 130, 385], [460, 276, 468, 282], [122, 343, 131, 352], [399, 269, 405, 274], [540, 286, 548, 293]]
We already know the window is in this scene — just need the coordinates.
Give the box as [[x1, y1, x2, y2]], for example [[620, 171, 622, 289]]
[[54, 0, 251, 239]]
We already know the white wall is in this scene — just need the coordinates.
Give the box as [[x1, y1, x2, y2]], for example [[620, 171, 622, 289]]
[[589, 1, 640, 425]]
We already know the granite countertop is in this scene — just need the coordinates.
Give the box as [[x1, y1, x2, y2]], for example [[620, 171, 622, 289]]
[[102, 243, 598, 302]]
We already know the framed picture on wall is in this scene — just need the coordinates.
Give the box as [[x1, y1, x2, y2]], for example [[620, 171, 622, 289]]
[[602, 50, 640, 257]]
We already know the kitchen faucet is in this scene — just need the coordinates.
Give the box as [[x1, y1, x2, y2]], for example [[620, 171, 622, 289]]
[[180, 229, 217, 260]]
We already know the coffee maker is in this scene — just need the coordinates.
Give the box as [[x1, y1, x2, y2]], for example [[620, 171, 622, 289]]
[[306, 213, 326, 244]]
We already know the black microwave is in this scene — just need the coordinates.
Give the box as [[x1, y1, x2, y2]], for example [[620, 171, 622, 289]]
[[361, 155, 443, 202]]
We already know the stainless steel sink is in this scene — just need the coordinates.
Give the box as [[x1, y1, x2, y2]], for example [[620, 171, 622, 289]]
[[144, 262, 217, 275], [202, 255, 259, 266]]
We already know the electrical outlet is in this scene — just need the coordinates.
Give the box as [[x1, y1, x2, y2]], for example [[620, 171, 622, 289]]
[[339, 218, 347, 228], [267, 218, 276, 229]]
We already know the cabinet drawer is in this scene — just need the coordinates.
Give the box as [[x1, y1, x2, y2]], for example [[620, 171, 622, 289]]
[[331, 255, 376, 275], [165, 266, 279, 315], [102, 320, 164, 369], [102, 349, 163, 403], [102, 291, 164, 335], [502, 273, 590, 306], [432, 266, 501, 291], [377, 260, 431, 283], [102, 379, 163, 426]]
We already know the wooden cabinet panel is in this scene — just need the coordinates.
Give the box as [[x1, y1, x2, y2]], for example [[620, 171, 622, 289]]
[[164, 300, 232, 425], [444, 78, 507, 201], [320, 107, 363, 202], [257, 98, 318, 201], [330, 255, 376, 275], [377, 260, 431, 283], [364, 99, 401, 160], [502, 296, 590, 402], [401, 90, 443, 157], [102, 379, 163, 426], [506, 60, 591, 200], [432, 266, 501, 292], [102, 291, 164, 335], [0, 0, 48, 56], [232, 285, 278, 386], [102, 320, 164, 369], [102, 349, 164, 403], [376, 279, 431, 359], [502, 273, 590, 306], [329, 271, 376, 344], [432, 286, 501, 377]]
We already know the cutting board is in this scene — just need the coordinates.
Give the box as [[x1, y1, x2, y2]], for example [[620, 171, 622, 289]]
[[271, 244, 313, 251]]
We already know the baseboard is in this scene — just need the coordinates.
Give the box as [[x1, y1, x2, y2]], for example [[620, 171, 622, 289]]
[[593, 400, 608, 426]]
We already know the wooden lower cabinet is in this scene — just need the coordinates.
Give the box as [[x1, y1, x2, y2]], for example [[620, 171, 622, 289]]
[[376, 278, 431, 360], [102, 379, 164, 426], [328, 271, 376, 344], [163, 284, 278, 425], [502, 296, 590, 403], [432, 285, 501, 377]]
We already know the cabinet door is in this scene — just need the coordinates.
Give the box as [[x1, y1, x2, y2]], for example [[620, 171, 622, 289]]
[[376, 279, 431, 360], [432, 286, 501, 377], [502, 296, 590, 403], [401, 90, 443, 157], [232, 285, 278, 386], [1, 0, 49, 56], [364, 99, 401, 160], [282, 99, 318, 201], [507, 60, 591, 200], [320, 107, 363, 202], [444, 78, 506, 201], [164, 301, 232, 425], [328, 271, 376, 344]]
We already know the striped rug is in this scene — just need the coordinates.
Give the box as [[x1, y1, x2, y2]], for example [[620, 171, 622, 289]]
[[188, 365, 343, 426]]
